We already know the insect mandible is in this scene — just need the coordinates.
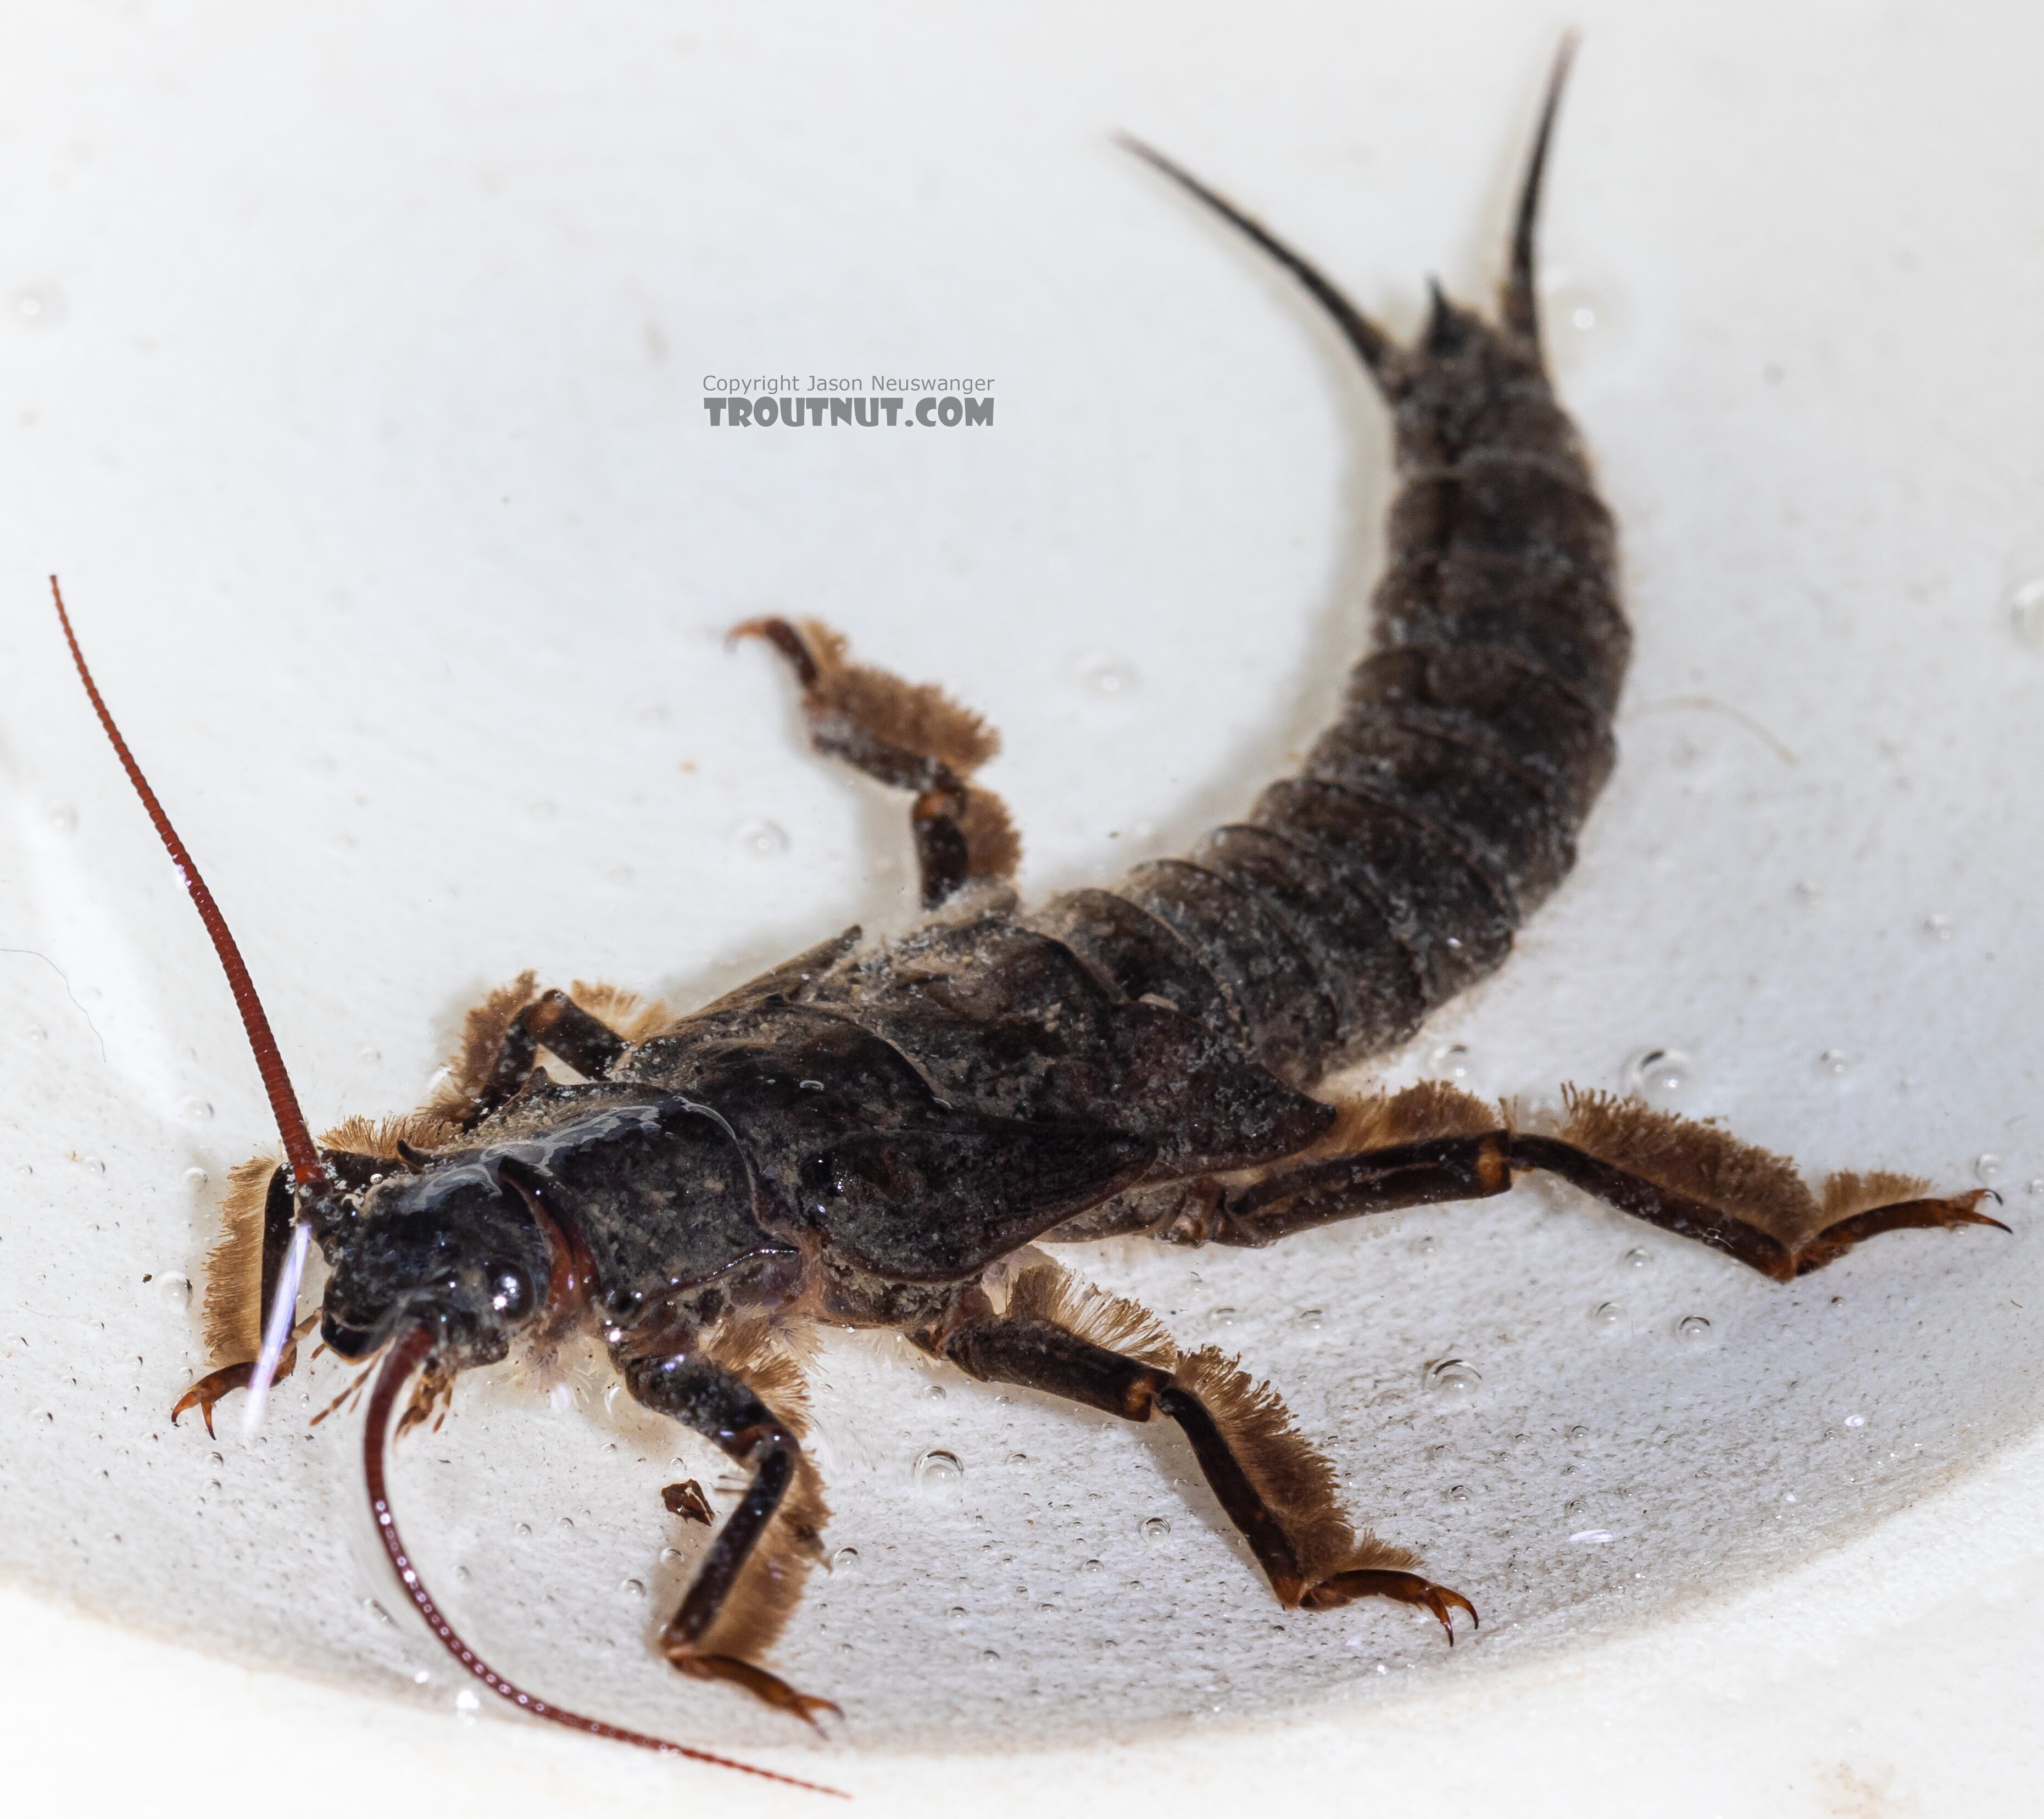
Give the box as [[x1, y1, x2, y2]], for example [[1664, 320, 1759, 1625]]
[[48, 42, 2005, 1793]]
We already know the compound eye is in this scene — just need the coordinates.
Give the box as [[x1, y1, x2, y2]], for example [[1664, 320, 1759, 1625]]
[[490, 1266, 534, 1319], [321, 1305, 378, 1360]]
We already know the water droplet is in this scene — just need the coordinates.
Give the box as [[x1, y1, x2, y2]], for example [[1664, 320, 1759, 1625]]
[[1068, 650, 1139, 698], [1781, 1492, 1797, 1505], [1924, 914, 1954, 942], [1430, 1042, 1474, 1082], [181, 1098, 214, 1123], [1627, 1047, 1696, 1107], [1426, 1359, 1482, 1398], [606, 865, 636, 887], [454, 1689, 481, 1717], [209, 1452, 223, 1467], [1621, 1247, 1649, 1269], [10, 287, 55, 325], [360, 1047, 381, 1064], [527, 799, 558, 821], [1566, 1425, 1589, 1443], [515, 1522, 531, 1537], [1210, 1305, 1237, 1326], [14, 1162, 29, 1179], [23, 1024, 45, 1043], [1675, 1314, 1713, 1341], [1297, 1307, 1323, 1329], [1568, 1529, 1616, 1545], [363, 1598, 393, 1624], [947, 1606, 967, 1622], [733, 817, 790, 858], [556, 1515, 575, 1531], [1844, 1414, 1867, 1429], [1975, 1154, 2002, 1186], [1412, 1233, 1438, 1258], [831, 1547, 860, 1573], [1794, 879, 1822, 905], [1140, 1516, 1172, 1542], [154, 1271, 192, 1307], [620, 1577, 645, 1598], [1079, 1558, 1104, 1575], [77, 1156, 105, 1175], [659, 1545, 683, 1564], [1815, 1048, 1851, 1078], [2029, 1179, 2044, 1199], [1590, 1301, 1621, 1326], [924, 1381, 947, 1400], [981, 1649, 1000, 1664], [2007, 574, 2044, 646], [47, 803, 76, 832], [1005, 1451, 1028, 1466], [913, 1448, 963, 1498], [183, 1167, 209, 1190], [454, 1566, 470, 1583], [1446, 1484, 1469, 1502]]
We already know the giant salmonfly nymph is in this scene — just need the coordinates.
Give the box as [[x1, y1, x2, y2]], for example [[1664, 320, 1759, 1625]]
[[44, 42, 2002, 1795]]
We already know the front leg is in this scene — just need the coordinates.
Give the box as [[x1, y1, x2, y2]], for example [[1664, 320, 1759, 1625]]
[[614, 1329, 838, 1727], [457, 986, 630, 1129]]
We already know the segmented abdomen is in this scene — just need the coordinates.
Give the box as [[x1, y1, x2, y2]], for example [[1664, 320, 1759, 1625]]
[[1040, 328, 1626, 1087]]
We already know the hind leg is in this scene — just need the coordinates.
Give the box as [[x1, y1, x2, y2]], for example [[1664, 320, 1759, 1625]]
[[1144, 1083, 2003, 1280], [732, 616, 1018, 908], [920, 1267, 1473, 1640]]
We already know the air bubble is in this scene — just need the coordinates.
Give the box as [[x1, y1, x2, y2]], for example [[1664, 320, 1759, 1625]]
[[1446, 1485, 1469, 1502], [1210, 1306, 1237, 1326], [913, 1448, 963, 1498], [1924, 914, 1954, 942], [1080, 1558, 1104, 1575], [1068, 650, 1139, 698], [981, 1649, 1000, 1664], [1140, 1516, 1172, 1542], [620, 1577, 645, 1598], [1627, 1047, 1695, 1107], [23, 1024, 45, 1043], [1568, 1530, 1616, 1545], [181, 1098, 214, 1123], [659, 1545, 683, 1564], [1675, 1314, 1713, 1341], [154, 1272, 193, 1307], [1006, 1452, 1028, 1466], [77, 1156, 105, 1175], [925, 1382, 947, 1400], [1431, 1042, 1473, 1082], [831, 1547, 860, 1573], [1426, 1359, 1482, 1398], [2007, 574, 2044, 646], [1844, 1415, 1867, 1429], [1590, 1301, 1621, 1326], [1297, 1308, 1323, 1329], [1815, 1048, 1851, 1078], [1622, 1247, 1649, 1269], [2029, 1179, 2044, 1199], [515, 1522, 531, 1537], [557, 1515, 575, 1531], [1566, 1425, 1589, 1443], [1975, 1154, 2002, 1186], [733, 817, 790, 858], [360, 1048, 381, 1064]]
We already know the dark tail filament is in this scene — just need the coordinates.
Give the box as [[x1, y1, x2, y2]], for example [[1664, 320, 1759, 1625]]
[[364, 1324, 847, 1799], [50, 577, 325, 1190], [1115, 133, 1394, 380], [1502, 33, 1580, 348]]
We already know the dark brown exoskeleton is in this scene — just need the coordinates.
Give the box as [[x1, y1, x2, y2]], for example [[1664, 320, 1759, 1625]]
[[53, 45, 2002, 1794]]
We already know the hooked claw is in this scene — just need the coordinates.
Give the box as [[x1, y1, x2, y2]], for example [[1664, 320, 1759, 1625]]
[[667, 1650, 844, 1733], [1300, 1567, 1480, 1645]]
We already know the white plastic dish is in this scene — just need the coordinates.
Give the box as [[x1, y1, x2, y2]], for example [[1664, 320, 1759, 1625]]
[[1, 3, 2040, 1813]]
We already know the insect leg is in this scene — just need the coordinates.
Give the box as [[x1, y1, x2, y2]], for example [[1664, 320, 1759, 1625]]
[[731, 615, 1018, 908], [930, 1287, 1473, 1639], [1159, 1084, 2004, 1282], [173, 1151, 380, 1433], [615, 1340, 838, 1727], [458, 987, 628, 1128]]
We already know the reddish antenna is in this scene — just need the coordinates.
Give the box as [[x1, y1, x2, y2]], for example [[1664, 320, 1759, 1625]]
[[50, 577, 325, 1189], [366, 1325, 848, 1798]]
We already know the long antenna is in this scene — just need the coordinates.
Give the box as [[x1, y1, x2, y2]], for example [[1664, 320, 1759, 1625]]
[[52, 579, 325, 1186], [365, 1325, 848, 1798], [53, 578, 326, 1430]]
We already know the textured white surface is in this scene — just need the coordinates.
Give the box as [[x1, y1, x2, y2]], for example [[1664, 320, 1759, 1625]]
[[1, 0, 2041, 1812]]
